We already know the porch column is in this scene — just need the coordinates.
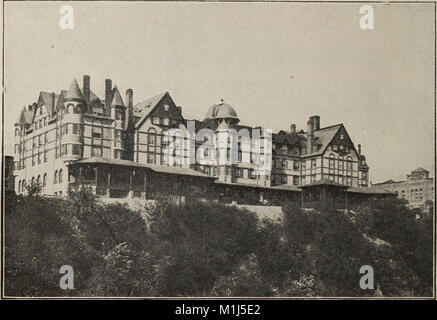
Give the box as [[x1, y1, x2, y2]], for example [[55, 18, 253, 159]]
[[107, 168, 111, 197], [95, 166, 98, 195], [79, 166, 83, 183], [129, 169, 133, 198], [143, 171, 148, 200]]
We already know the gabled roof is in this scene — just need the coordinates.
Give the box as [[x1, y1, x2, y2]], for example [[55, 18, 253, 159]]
[[15, 107, 33, 126], [133, 92, 168, 128], [309, 124, 343, 156], [65, 79, 84, 101], [411, 167, 429, 174], [37, 92, 61, 116], [111, 86, 125, 107]]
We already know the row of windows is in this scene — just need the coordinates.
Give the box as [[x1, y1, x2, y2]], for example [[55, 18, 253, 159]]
[[17, 170, 63, 192], [152, 117, 179, 127]]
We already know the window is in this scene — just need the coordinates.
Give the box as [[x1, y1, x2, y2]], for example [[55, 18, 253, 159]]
[[281, 145, 288, 155], [163, 118, 169, 126], [38, 152, 41, 164], [338, 156, 344, 171], [91, 147, 102, 157], [43, 174, 47, 187], [293, 160, 299, 170], [152, 117, 160, 125], [115, 130, 122, 140], [311, 174, 317, 182], [329, 154, 335, 170], [147, 153, 156, 164], [302, 176, 307, 185], [114, 149, 122, 159], [164, 104, 169, 111], [14, 144, 20, 154], [340, 134, 344, 140], [115, 110, 124, 120], [18, 180, 22, 192], [249, 169, 256, 179], [281, 175, 287, 183], [54, 171, 58, 184], [92, 120, 103, 138], [346, 157, 353, 172], [59, 169, 63, 184], [293, 176, 299, 185], [148, 128, 156, 145], [61, 144, 67, 156], [311, 159, 316, 169], [15, 128, 20, 137], [72, 144, 81, 156]]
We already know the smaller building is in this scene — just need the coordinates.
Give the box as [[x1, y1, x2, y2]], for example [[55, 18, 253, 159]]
[[372, 167, 434, 211], [4, 155, 15, 192]]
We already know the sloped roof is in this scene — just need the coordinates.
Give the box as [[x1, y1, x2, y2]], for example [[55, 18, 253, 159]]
[[299, 178, 349, 188], [72, 157, 213, 178], [133, 92, 167, 128], [37, 92, 60, 116], [348, 187, 396, 195], [411, 167, 429, 174], [273, 130, 303, 146], [372, 179, 405, 186], [65, 79, 84, 101], [15, 107, 33, 125], [111, 86, 125, 107], [302, 124, 343, 157]]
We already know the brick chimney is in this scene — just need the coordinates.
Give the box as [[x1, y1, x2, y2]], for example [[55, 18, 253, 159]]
[[306, 118, 314, 154], [51, 92, 56, 114], [126, 89, 133, 108], [358, 144, 361, 156], [83, 75, 90, 106], [310, 115, 320, 131], [125, 88, 133, 129], [105, 79, 112, 116]]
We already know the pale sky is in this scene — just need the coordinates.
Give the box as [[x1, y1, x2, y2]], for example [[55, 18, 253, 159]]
[[3, 1, 435, 183]]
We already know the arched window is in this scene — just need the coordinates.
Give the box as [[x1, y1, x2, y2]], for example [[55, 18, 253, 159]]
[[329, 154, 335, 170], [75, 104, 83, 114], [338, 156, 344, 171], [346, 156, 353, 172], [31, 177, 35, 185], [37, 175, 41, 186], [54, 170, 58, 184], [59, 169, 63, 184], [67, 104, 75, 114], [148, 128, 156, 145], [15, 128, 20, 137], [43, 173, 47, 187], [18, 180, 21, 192]]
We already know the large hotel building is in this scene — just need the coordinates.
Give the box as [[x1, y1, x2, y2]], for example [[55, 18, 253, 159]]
[[13, 75, 374, 204]]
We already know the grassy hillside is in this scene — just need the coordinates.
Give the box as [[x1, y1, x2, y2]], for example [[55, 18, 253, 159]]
[[4, 189, 433, 297]]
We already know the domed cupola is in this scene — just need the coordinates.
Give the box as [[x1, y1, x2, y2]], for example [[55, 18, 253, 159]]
[[204, 100, 240, 126]]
